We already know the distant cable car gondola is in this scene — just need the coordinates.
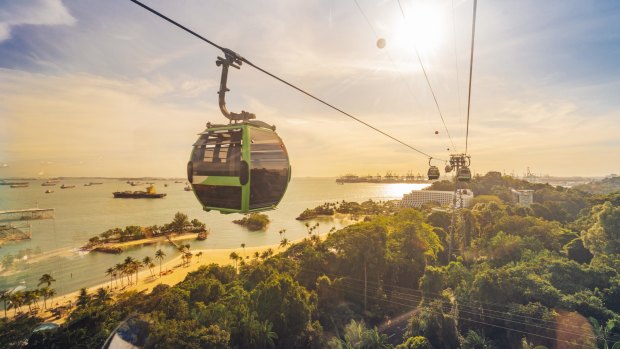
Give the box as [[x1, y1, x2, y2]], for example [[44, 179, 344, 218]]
[[427, 158, 440, 180], [427, 166, 440, 180], [456, 166, 472, 182], [187, 50, 290, 214]]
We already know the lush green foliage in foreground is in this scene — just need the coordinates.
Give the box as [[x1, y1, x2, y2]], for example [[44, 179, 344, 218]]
[[4, 173, 620, 348]]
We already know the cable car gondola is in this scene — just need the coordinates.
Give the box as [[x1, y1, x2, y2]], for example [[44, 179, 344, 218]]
[[427, 158, 440, 180], [456, 166, 471, 182], [187, 50, 290, 214]]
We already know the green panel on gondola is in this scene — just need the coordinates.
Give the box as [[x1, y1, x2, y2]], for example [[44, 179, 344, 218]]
[[188, 121, 290, 214]]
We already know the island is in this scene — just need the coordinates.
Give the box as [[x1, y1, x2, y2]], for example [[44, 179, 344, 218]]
[[81, 212, 207, 253], [232, 213, 270, 231]]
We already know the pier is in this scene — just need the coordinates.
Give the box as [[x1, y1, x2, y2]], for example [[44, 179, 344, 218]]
[[0, 208, 55, 223]]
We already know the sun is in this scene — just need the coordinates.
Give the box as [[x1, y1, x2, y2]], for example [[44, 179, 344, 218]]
[[389, 2, 447, 54]]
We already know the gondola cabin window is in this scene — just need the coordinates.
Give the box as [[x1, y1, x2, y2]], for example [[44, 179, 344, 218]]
[[249, 127, 289, 209]]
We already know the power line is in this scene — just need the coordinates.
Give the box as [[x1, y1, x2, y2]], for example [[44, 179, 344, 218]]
[[465, 0, 477, 154], [128, 0, 445, 161], [301, 266, 603, 339], [326, 280, 599, 348], [396, 0, 457, 152]]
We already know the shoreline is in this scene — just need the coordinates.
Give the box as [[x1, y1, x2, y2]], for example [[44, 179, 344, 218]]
[[20, 242, 291, 324], [83, 232, 201, 253]]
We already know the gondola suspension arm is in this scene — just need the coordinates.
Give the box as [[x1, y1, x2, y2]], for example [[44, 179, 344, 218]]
[[216, 49, 256, 122]]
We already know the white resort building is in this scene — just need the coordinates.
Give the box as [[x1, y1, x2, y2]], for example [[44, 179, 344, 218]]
[[400, 189, 474, 208]]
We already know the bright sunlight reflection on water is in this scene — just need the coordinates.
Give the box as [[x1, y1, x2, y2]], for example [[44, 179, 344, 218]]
[[380, 183, 430, 199]]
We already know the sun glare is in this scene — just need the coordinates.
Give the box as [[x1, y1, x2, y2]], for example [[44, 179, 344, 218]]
[[391, 3, 446, 54]]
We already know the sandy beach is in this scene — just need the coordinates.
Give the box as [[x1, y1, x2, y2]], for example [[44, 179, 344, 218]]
[[83, 231, 203, 251], [39, 243, 288, 324]]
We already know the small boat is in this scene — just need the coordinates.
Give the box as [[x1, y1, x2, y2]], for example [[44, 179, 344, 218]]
[[84, 183, 92, 186], [42, 181, 56, 186], [89, 182, 103, 185], [10, 184, 29, 188], [174, 180, 183, 183], [60, 184, 75, 189], [45, 189, 54, 194], [184, 186, 192, 191]]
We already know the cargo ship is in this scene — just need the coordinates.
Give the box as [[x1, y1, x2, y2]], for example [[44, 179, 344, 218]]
[[113, 184, 166, 199]]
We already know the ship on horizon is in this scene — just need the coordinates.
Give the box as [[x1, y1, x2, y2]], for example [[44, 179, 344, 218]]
[[113, 184, 166, 199]]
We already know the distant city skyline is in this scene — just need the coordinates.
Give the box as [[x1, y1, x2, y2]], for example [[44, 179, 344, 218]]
[[1, 0, 619, 178]]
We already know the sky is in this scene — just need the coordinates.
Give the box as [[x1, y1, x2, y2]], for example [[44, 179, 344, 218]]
[[0, 0, 619, 178]]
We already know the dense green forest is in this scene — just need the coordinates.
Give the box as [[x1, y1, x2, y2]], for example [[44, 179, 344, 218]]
[[2, 173, 620, 348]]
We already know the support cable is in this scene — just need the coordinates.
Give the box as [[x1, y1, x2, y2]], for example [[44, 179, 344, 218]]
[[451, 0, 463, 123], [352, 0, 447, 154], [128, 0, 445, 161], [396, 0, 456, 152], [465, 0, 477, 154]]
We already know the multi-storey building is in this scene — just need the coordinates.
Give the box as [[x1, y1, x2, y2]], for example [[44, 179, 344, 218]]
[[400, 189, 474, 208]]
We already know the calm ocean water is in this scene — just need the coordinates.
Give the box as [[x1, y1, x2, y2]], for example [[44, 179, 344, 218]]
[[0, 178, 428, 296]]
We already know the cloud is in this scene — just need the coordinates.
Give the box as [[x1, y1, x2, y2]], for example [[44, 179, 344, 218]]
[[0, 0, 76, 43]]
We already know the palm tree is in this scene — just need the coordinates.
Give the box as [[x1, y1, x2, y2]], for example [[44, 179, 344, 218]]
[[132, 260, 141, 283], [123, 257, 135, 285], [38, 273, 56, 288], [8, 291, 25, 315], [185, 252, 193, 267], [24, 290, 37, 313], [105, 267, 115, 288], [40, 286, 50, 309], [279, 238, 289, 249], [155, 249, 166, 276], [143, 256, 154, 276], [94, 287, 111, 304], [462, 329, 495, 349], [47, 288, 56, 308], [230, 251, 240, 271], [196, 251, 203, 263], [0, 290, 9, 317], [256, 320, 278, 348], [114, 263, 125, 287], [253, 251, 260, 260], [76, 288, 90, 307], [241, 243, 246, 258]]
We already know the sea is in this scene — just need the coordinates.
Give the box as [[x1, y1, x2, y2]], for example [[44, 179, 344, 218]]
[[0, 178, 428, 297]]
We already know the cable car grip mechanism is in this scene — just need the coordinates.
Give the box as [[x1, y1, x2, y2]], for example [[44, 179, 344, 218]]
[[216, 48, 256, 123]]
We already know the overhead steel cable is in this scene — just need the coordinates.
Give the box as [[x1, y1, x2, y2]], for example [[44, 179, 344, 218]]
[[451, 0, 463, 124], [465, 0, 477, 154], [352, 0, 442, 155], [128, 0, 445, 161], [396, 0, 457, 152]]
